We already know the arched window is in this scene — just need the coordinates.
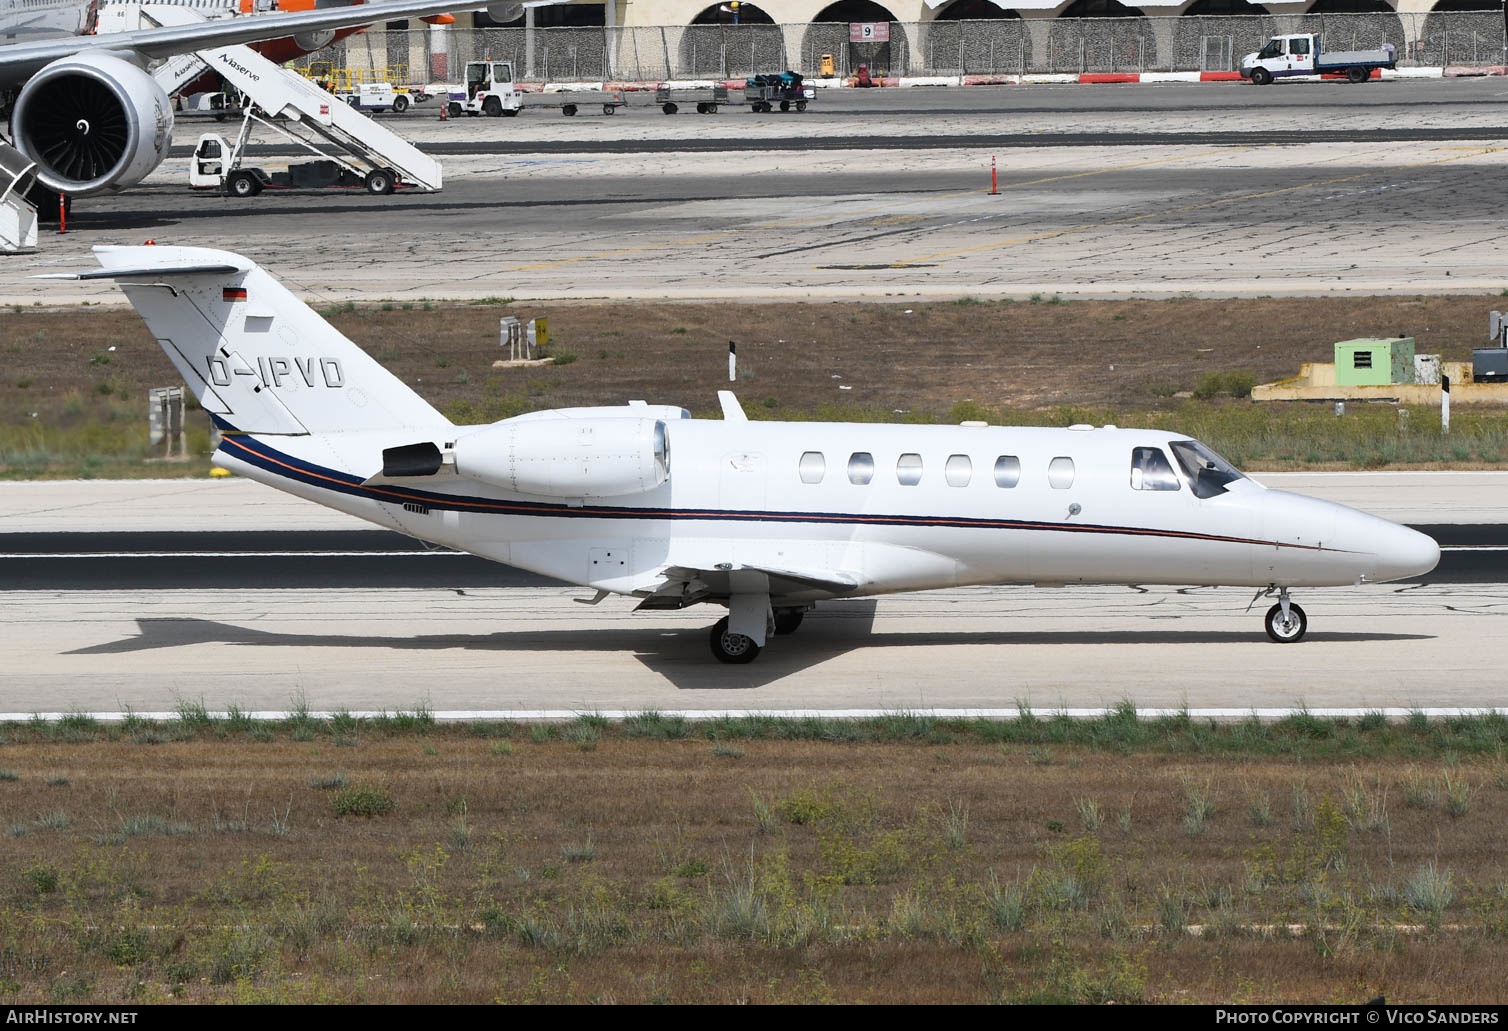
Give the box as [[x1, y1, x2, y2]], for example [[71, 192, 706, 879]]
[[932, 0, 1022, 19], [689, 2, 776, 25], [804, 1, 907, 79], [1058, 0, 1146, 17]]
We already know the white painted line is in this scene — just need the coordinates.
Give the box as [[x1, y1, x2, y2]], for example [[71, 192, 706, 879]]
[[2, 707, 1499, 723], [1258, 470, 1508, 478]]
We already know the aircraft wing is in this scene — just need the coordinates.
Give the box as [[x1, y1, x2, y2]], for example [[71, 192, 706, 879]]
[[636, 563, 861, 610], [0, 0, 496, 85]]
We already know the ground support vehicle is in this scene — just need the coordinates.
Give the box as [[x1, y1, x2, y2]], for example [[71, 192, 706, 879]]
[[185, 44, 442, 199], [528, 89, 627, 116], [653, 84, 729, 114], [743, 73, 814, 113], [446, 60, 523, 117], [334, 82, 412, 114], [189, 111, 415, 197], [1240, 33, 1396, 85]]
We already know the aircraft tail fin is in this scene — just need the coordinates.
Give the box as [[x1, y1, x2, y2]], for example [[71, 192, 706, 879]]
[[45, 246, 449, 436]]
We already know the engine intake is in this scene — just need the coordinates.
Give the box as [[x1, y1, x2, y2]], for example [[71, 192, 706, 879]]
[[11, 52, 173, 196], [454, 417, 670, 498]]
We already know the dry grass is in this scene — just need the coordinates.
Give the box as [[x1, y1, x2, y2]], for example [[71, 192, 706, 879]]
[[0, 712, 1506, 1003], [1, 293, 1501, 478]]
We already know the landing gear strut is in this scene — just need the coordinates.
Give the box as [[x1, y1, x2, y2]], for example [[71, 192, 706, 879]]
[[1263, 588, 1307, 643], [709, 616, 761, 664]]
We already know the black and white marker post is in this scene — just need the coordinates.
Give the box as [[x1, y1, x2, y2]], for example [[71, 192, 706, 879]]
[[728, 341, 737, 382], [1442, 373, 1451, 434]]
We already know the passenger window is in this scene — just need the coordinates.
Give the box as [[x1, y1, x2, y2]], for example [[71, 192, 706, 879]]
[[848, 452, 874, 485], [993, 455, 1021, 488], [896, 453, 923, 486], [1290, 37, 1309, 55], [1130, 447, 1181, 491], [799, 451, 825, 484], [945, 455, 971, 487], [1048, 456, 1075, 489]]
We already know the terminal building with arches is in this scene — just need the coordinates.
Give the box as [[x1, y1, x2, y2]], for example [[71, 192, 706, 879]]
[[376, 0, 1505, 82]]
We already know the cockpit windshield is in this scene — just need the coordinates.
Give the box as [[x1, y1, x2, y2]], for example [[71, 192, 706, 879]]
[[1169, 440, 1245, 499], [1257, 39, 1283, 59]]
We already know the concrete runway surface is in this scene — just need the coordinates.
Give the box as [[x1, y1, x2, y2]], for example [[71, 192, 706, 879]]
[[2, 582, 1503, 713], [4, 82, 1507, 714], [1, 476, 1504, 713], [5, 81, 1508, 302]]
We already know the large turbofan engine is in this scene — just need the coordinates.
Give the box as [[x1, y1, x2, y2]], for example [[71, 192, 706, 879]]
[[451, 417, 671, 498], [10, 52, 173, 196]]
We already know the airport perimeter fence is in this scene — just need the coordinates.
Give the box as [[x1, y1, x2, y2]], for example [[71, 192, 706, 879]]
[[308, 11, 1507, 85]]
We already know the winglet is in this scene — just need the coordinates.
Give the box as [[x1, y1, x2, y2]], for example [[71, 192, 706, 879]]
[[717, 391, 746, 422]]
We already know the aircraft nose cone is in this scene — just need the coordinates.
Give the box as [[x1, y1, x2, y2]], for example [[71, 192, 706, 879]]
[[1374, 522, 1440, 582]]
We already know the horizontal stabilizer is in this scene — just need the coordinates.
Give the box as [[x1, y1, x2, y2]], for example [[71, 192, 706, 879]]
[[39, 264, 242, 281]]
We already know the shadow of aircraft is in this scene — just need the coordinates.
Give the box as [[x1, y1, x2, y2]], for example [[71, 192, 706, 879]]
[[64, 599, 1431, 692]]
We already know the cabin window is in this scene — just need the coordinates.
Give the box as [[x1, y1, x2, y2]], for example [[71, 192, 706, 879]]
[[993, 455, 1021, 488], [799, 451, 825, 484], [1130, 447, 1181, 491], [1353, 351, 1373, 369], [896, 453, 923, 486], [1048, 456, 1075, 490], [848, 452, 874, 485], [1290, 37, 1310, 55], [945, 455, 972, 487], [1258, 39, 1282, 58]]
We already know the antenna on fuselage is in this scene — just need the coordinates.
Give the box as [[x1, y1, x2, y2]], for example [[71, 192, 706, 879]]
[[728, 340, 736, 382]]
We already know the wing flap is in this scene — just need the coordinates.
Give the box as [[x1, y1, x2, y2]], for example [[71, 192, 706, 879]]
[[637, 563, 859, 609]]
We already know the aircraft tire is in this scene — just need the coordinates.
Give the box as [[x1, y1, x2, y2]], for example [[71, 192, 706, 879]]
[[709, 617, 761, 664], [1264, 602, 1307, 643], [364, 168, 394, 195], [773, 609, 805, 636], [225, 171, 260, 198], [1250, 67, 1272, 86]]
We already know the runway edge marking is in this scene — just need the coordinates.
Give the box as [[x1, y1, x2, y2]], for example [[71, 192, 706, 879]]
[[3, 708, 1502, 722]]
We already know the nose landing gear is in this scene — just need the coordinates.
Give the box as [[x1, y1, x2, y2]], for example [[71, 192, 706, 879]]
[[1261, 588, 1308, 643]]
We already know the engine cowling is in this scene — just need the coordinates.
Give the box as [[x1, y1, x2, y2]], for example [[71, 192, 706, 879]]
[[454, 417, 670, 499], [10, 51, 173, 196]]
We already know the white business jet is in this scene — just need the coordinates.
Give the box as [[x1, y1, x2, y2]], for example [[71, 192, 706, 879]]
[[52, 246, 1442, 664]]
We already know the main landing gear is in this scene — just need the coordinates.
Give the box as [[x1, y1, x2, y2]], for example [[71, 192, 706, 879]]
[[709, 616, 760, 664], [1262, 588, 1308, 643], [708, 607, 808, 663]]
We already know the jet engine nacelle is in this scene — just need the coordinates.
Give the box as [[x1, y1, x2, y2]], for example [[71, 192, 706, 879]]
[[10, 51, 174, 197], [454, 417, 670, 498]]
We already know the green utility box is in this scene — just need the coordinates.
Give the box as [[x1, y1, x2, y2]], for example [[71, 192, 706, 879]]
[[1334, 337, 1415, 386]]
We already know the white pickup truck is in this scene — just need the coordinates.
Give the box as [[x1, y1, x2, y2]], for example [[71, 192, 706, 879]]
[[1240, 33, 1397, 85]]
